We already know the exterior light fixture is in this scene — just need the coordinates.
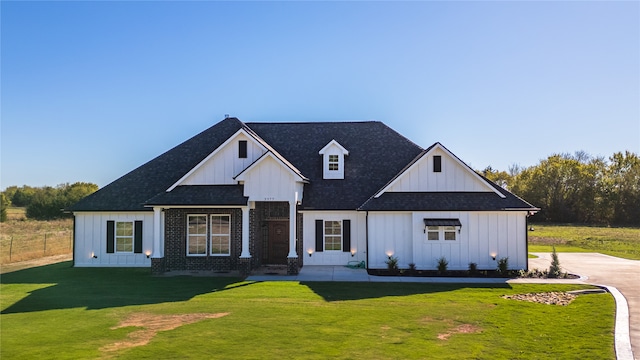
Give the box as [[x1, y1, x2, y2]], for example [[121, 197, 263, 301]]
[[385, 250, 394, 259], [92, 252, 98, 259], [307, 249, 313, 257], [350, 249, 356, 257], [490, 253, 497, 261], [145, 251, 151, 259]]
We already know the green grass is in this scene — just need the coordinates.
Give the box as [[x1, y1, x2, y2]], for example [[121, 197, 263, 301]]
[[528, 223, 640, 260], [1, 262, 615, 359]]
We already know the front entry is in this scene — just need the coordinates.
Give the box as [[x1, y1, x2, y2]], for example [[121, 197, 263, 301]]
[[267, 221, 289, 265]]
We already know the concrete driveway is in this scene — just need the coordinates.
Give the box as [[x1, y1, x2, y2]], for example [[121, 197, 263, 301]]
[[530, 253, 640, 360]]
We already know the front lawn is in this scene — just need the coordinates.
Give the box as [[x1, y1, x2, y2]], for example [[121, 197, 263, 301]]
[[1, 262, 614, 359]]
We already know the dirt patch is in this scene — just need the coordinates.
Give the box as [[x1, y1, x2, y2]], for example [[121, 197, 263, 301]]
[[0, 254, 72, 274], [100, 312, 229, 355], [437, 324, 482, 340], [502, 292, 576, 306]]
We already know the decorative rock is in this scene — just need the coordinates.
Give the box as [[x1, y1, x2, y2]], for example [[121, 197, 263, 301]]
[[502, 292, 576, 306]]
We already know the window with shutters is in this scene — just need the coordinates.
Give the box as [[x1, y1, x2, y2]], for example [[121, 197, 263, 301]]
[[115, 221, 134, 252], [324, 220, 342, 251]]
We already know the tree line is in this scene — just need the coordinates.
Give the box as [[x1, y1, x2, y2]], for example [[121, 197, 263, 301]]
[[482, 150, 640, 226], [1, 182, 98, 221]]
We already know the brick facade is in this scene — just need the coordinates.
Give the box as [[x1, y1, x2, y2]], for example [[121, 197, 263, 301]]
[[164, 208, 242, 272], [156, 203, 302, 274]]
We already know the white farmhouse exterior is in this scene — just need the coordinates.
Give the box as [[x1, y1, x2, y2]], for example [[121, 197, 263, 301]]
[[70, 117, 538, 274]]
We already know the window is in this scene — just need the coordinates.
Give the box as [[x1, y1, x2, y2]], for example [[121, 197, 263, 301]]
[[444, 226, 456, 240], [187, 215, 207, 255], [238, 140, 247, 158], [427, 226, 439, 240], [328, 155, 339, 171], [324, 220, 342, 250], [115, 221, 133, 252], [433, 155, 442, 172], [210, 215, 230, 255], [426, 226, 457, 241]]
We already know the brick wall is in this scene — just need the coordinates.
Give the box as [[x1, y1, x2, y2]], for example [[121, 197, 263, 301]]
[[164, 208, 242, 272]]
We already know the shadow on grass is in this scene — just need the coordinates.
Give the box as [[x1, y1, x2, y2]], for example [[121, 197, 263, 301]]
[[301, 281, 512, 302], [1, 261, 243, 314]]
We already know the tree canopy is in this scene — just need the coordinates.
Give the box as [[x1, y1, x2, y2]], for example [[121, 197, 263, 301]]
[[1, 183, 98, 220]]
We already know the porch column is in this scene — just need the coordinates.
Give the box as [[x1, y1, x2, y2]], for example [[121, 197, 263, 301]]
[[240, 205, 251, 258], [287, 199, 298, 258], [152, 207, 163, 258]]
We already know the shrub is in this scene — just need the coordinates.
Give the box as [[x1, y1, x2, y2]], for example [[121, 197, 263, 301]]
[[385, 256, 399, 273], [468, 262, 478, 275], [497, 257, 509, 276], [549, 246, 562, 278], [436, 256, 448, 273]]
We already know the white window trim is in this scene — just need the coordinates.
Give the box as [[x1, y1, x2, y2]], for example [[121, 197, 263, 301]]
[[210, 214, 231, 256], [187, 214, 208, 256], [324, 220, 342, 251], [115, 221, 134, 253], [426, 226, 458, 242]]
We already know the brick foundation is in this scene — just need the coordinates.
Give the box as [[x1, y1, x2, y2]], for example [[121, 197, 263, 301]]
[[287, 257, 299, 275], [151, 257, 165, 275], [238, 257, 252, 276]]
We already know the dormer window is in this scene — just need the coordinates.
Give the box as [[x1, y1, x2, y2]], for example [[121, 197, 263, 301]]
[[319, 140, 349, 180], [328, 155, 339, 171]]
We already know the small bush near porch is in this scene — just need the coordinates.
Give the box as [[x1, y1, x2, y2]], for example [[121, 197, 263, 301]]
[[1, 263, 614, 359]]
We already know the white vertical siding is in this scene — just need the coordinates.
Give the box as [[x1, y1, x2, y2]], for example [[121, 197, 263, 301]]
[[302, 211, 366, 266], [241, 156, 302, 202], [367, 213, 413, 269], [387, 148, 490, 192], [74, 212, 154, 267], [367, 211, 528, 270], [182, 133, 266, 185]]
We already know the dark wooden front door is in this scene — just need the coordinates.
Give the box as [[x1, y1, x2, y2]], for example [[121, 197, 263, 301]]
[[267, 221, 289, 265]]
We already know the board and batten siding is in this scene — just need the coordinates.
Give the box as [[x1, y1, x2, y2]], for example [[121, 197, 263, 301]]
[[74, 212, 156, 267], [302, 211, 366, 265], [368, 211, 528, 270], [387, 148, 489, 192], [181, 133, 266, 186], [240, 156, 304, 202]]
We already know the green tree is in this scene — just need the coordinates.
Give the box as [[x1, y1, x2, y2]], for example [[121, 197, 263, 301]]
[[0, 193, 10, 222], [606, 151, 640, 225]]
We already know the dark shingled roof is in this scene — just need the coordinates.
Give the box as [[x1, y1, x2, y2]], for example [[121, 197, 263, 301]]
[[69, 117, 536, 212], [246, 121, 423, 210], [145, 185, 248, 206], [69, 117, 244, 211]]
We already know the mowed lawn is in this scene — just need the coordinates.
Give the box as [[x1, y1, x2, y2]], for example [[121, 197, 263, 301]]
[[1, 262, 614, 360], [528, 223, 640, 260]]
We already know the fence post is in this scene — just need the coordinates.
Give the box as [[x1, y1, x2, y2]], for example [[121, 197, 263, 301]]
[[9, 236, 13, 261], [44, 233, 47, 254]]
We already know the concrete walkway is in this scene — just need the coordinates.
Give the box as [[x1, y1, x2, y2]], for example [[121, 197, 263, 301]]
[[248, 253, 639, 360]]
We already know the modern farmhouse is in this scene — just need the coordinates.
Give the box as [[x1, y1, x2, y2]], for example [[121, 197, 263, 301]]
[[70, 117, 538, 275]]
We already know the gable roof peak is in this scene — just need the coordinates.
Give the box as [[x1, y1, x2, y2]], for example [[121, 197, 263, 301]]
[[318, 139, 349, 155]]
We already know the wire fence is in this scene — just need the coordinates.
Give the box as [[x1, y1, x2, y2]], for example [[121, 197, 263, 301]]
[[0, 230, 73, 263]]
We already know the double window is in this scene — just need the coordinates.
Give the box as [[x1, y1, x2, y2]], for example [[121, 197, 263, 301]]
[[187, 214, 231, 256], [427, 226, 457, 241]]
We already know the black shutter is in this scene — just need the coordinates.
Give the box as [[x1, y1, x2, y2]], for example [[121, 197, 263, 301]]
[[134, 220, 143, 253], [106, 221, 115, 253], [342, 220, 351, 252], [239, 140, 247, 158], [315, 219, 323, 252], [434, 155, 442, 172]]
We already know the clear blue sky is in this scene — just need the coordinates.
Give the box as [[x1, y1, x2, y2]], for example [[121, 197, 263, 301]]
[[2, 1, 638, 189]]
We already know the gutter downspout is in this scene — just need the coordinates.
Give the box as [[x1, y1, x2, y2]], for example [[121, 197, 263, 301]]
[[365, 211, 369, 271], [71, 214, 76, 268]]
